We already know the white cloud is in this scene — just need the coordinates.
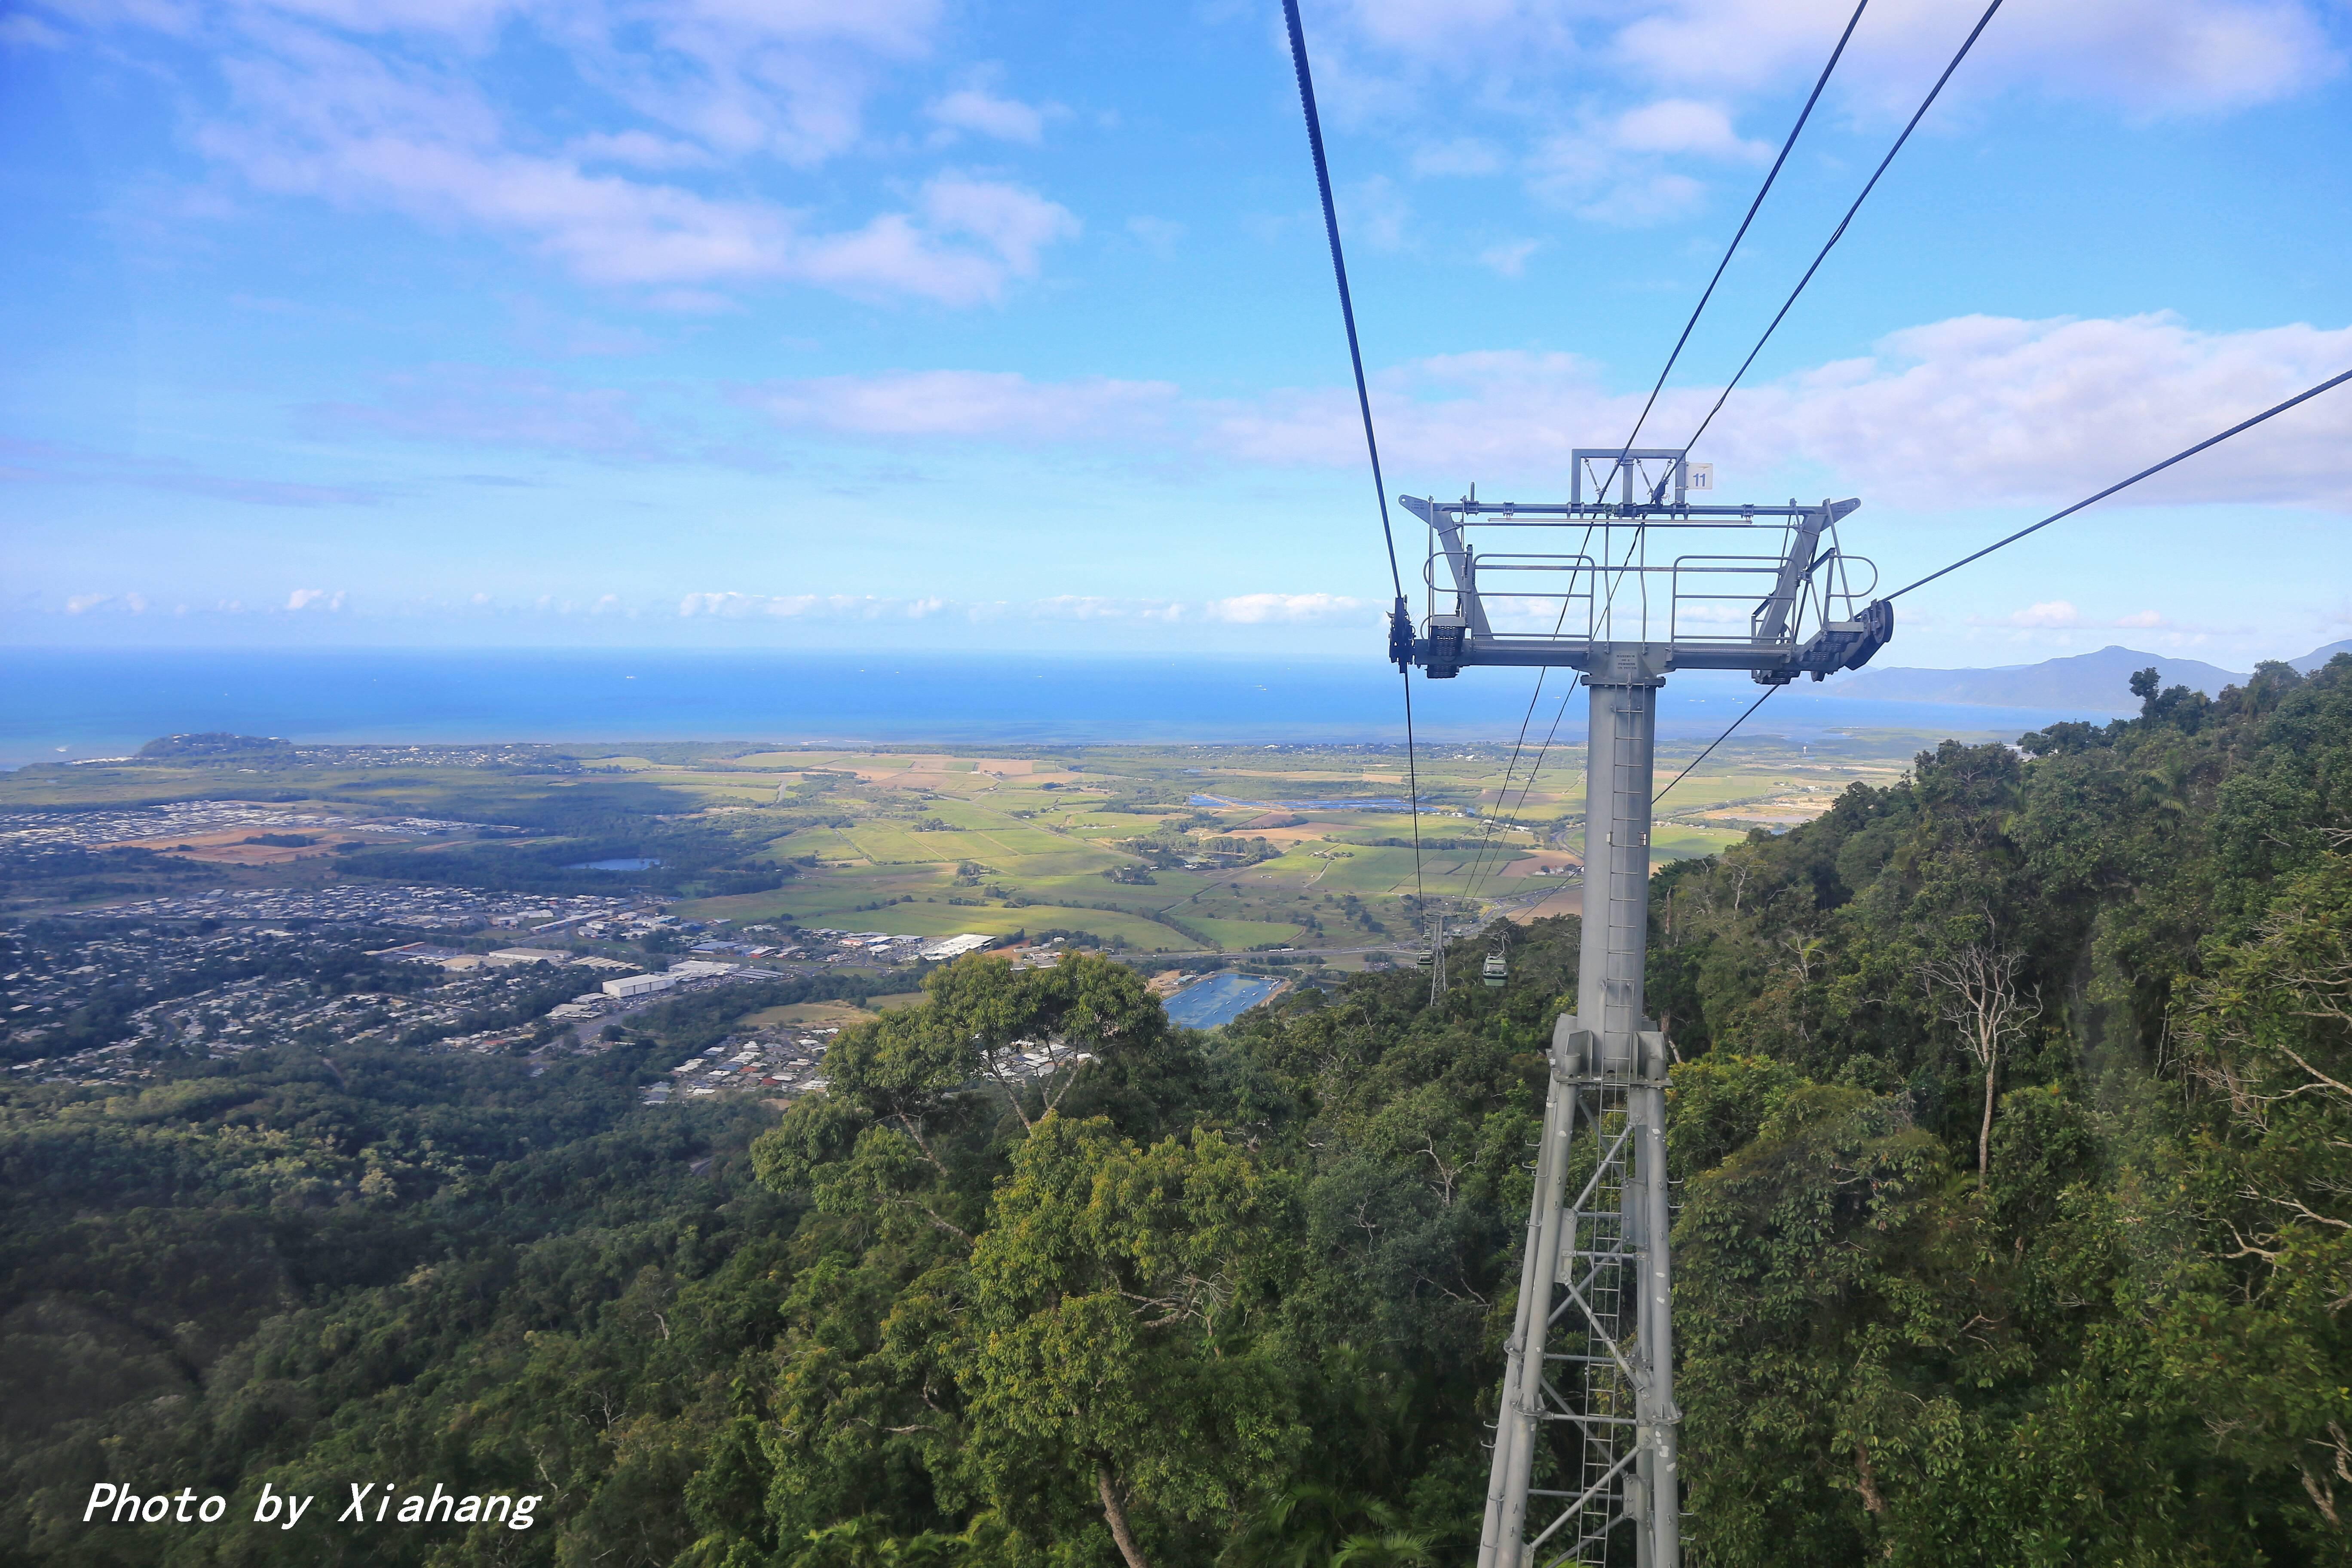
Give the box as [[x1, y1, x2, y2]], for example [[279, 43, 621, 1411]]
[[65, 593, 110, 614], [1751, 313, 2352, 510], [1315, 0, 2337, 118], [678, 591, 952, 619], [927, 83, 1054, 144], [702, 311, 2352, 517], [199, 44, 1077, 303], [1526, 131, 1709, 225], [1302, 0, 2338, 228], [1205, 314, 2352, 513], [536, 0, 945, 165], [1410, 138, 1505, 177], [0, 12, 68, 47], [1479, 238, 1538, 277], [567, 129, 715, 170], [69, 4, 1076, 306], [1207, 592, 1368, 623], [740, 369, 1176, 440], [1208, 347, 1606, 472], [285, 587, 346, 610], [1615, 0, 2340, 117], [1984, 601, 2171, 631], [1028, 596, 1188, 622], [1337, 174, 1410, 250], [1608, 99, 1769, 161], [2009, 600, 2086, 629], [912, 175, 1079, 276], [1319, 0, 1583, 74]]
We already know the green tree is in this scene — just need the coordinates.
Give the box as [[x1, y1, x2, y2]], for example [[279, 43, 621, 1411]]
[[959, 1115, 1305, 1568]]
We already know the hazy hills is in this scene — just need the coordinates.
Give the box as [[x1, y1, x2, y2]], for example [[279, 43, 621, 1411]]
[[1826, 638, 2352, 714]]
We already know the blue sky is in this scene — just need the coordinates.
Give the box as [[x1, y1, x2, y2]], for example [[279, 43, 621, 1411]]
[[5, 0, 2351, 671]]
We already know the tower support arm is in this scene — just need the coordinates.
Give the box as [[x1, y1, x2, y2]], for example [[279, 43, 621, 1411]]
[[1402, 495, 1493, 639]]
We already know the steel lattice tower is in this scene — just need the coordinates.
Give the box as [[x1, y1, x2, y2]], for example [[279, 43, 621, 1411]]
[[1394, 450, 1895, 1567]]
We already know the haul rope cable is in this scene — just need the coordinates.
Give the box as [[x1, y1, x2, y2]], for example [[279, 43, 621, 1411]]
[[1669, 0, 2007, 485], [1651, 362, 2352, 807], [1458, 510, 1665, 907], [1882, 364, 2352, 602], [1463, 680, 1581, 912], [1457, 7, 1870, 910], [1453, 549, 1584, 912], [1463, 516, 1657, 907], [1468, 445, 1776, 899], [1465, 463, 1742, 902], [1588, 0, 1869, 506], [1561, 0, 1891, 880], [1279, 0, 1426, 930], [1653, 688, 1778, 806], [1638, 0, 2013, 802]]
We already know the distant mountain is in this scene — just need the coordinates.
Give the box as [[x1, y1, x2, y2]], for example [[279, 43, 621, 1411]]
[[1827, 645, 2247, 714], [2292, 639, 2352, 674]]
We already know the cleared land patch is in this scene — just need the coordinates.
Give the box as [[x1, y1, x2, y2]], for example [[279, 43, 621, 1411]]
[[740, 992, 926, 1028]]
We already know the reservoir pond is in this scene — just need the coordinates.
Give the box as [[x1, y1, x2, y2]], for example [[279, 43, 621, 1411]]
[[1164, 973, 1285, 1030]]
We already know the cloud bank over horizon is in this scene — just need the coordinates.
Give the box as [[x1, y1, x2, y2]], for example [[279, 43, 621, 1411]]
[[5, 0, 2349, 670]]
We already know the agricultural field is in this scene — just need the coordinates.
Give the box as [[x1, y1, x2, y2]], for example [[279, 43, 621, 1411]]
[[738, 992, 928, 1028], [0, 729, 1947, 955]]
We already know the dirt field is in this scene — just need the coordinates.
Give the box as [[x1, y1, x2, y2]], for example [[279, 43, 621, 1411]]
[[738, 991, 927, 1029], [100, 828, 371, 865], [1510, 886, 1586, 923], [1502, 853, 1581, 877]]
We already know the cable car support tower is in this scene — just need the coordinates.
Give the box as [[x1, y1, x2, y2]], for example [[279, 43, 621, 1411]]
[[1395, 450, 1896, 1568]]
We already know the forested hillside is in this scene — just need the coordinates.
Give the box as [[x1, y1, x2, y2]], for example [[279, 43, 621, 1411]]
[[9, 656, 2352, 1566]]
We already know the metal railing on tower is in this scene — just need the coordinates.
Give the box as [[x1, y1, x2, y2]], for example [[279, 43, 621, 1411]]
[[1397, 449, 1895, 1568]]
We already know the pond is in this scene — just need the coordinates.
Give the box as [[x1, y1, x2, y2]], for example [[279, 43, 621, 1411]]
[[566, 857, 663, 871], [1164, 972, 1285, 1030]]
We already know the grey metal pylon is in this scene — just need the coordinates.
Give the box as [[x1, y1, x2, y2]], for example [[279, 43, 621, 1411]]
[[1431, 910, 1449, 1005], [1479, 649, 1676, 1568], [1393, 450, 1896, 1567]]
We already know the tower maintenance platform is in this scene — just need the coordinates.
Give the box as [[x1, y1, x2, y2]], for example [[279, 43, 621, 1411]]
[[1392, 449, 1894, 1568]]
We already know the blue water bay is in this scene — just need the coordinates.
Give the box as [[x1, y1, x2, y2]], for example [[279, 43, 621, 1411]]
[[0, 648, 2079, 769]]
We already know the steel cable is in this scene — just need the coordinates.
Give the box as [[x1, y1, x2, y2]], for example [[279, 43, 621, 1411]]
[[1654, 688, 1777, 806], [1589, 0, 1870, 504], [1468, 8, 1870, 907], [1280, 0, 1427, 931], [1647, 366, 2352, 806], [1883, 364, 2352, 602], [1673, 0, 2006, 480]]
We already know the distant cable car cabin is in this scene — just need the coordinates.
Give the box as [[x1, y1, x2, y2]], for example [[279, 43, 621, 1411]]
[[1414, 949, 1435, 970], [1483, 937, 1508, 988]]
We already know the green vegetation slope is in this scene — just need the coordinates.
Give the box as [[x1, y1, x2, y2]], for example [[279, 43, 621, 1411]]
[[6, 656, 2352, 1565]]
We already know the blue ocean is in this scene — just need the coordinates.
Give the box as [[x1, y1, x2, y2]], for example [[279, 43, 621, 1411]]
[[0, 647, 2089, 769]]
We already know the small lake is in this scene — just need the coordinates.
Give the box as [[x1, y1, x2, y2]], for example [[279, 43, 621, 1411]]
[[1189, 793, 1421, 813], [1164, 973, 1285, 1030], [567, 857, 663, 871]]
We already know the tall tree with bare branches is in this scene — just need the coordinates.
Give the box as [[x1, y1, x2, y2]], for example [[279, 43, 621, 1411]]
[[1920, 945, 2042, 1176]]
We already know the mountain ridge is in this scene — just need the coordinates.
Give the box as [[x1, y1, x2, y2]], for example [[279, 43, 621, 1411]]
[[1823, 639, 2349, 713]]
